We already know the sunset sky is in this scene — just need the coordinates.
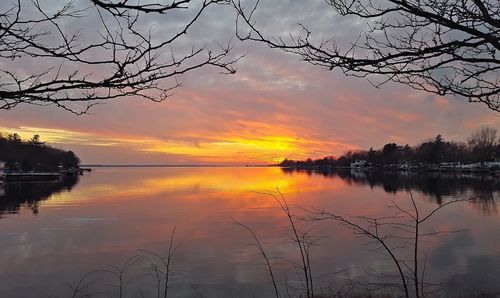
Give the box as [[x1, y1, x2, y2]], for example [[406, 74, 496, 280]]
[[0, 0, 499, 165]]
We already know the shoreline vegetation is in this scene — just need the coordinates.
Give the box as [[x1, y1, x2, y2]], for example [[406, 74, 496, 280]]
[[278, 126, 500, 175], [0, 133, 82, 182]]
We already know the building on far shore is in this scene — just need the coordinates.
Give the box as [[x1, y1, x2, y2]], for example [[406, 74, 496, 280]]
[[350, 160, 367, 169]]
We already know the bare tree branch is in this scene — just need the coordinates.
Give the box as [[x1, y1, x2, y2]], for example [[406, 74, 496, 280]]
[[0, 0, 237, 114], [233, 218, 281, 298], [308, 193, 471, 298], [233, 0, 500, 112]]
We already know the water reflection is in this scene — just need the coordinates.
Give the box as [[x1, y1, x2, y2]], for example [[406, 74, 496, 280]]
[[0, 167, 498, 298], [282, 168, 500, 214], [0, 175, 79, 217]]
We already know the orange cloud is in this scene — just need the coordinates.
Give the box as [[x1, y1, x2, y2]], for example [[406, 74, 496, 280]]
[[0, 122, 349, 164]]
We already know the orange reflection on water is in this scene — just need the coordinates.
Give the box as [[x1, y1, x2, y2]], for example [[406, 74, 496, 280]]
[[47, 167, 346, 205], [2, 167, 500, 298]]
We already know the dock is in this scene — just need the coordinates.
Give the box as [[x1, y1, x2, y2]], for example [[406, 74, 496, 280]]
[[5, 172, 62, 181]]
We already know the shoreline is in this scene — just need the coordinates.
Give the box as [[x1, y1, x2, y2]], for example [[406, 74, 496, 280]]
[[280, 165, 500, 175], [80, 164, 273, 168]]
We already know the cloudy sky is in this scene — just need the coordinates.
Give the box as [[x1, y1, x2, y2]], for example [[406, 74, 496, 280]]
[[0, 0, 498, 165]]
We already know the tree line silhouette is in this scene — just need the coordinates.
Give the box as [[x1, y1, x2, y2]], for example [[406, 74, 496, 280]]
[[280, 126, 500, 169], [0, 132, 80, 171]]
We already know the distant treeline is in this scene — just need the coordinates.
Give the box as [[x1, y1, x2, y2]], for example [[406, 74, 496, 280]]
[[280, 126, 500, 168], [0, 133, 80, 171]]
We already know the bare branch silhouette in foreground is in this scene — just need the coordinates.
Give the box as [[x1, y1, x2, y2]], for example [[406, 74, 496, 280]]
[[236, 190, 479, 297], [68, 227, 181, 298], [309, 192, 471, 298], [233, 218, 281, 298], [233, 0, 500, 112], [0, 0, 236, 114], [139, 227, 182, 298], [235, 190, 331, 298], [67, 192, 492, 297], [68, 255, 142, 298]]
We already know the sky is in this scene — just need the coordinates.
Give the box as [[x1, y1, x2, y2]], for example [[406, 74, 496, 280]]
[[0, 0, 499, 165]]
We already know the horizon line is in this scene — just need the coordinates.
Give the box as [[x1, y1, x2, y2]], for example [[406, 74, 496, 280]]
[[80, 164, 277, 168]]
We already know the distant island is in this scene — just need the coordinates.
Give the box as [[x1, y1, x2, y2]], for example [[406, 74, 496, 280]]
[[279, 126, 500, 173], [0, 133, 80, 173]]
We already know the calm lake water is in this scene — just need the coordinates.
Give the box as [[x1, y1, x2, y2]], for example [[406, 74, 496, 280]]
[[0, 167, 499, 297]]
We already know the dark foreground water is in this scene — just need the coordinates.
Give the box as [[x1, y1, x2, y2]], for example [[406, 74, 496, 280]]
[[0, 167, 499, 297]]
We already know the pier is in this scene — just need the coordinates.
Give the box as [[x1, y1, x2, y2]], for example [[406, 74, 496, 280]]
[[5, 172, 62, 181]]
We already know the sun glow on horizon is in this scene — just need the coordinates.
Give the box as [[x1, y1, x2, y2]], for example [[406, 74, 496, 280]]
[[0, 125, 350, 164], [142, 135, 310, 163]]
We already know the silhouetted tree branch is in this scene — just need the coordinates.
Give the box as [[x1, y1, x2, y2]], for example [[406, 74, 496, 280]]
[[68, 255, 142, 298], [0, 0, 236, 114], [309, 193, 471, 298], [139, 227, 182, 298], [69, 228, 181, 298], [233, 218, 281, 298], [233, 0, 500, 112], [256, 190, 317, 298]]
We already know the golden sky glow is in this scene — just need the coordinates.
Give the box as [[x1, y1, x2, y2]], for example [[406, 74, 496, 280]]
[[1, 84, 498, 166], [0, 125, 340, 164], [0, 7, 498, 165], [0, 126, 120, 146], [143, 135, 308, 164]]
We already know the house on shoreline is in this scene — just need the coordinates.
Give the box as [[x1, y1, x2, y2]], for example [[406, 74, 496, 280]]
[[350, 160, 367, 169]]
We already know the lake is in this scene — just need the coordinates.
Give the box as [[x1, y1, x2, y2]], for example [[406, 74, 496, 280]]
[[0, 167, 499, 297]]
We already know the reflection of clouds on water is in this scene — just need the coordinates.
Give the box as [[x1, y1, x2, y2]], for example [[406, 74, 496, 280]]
[[430, 232, 474, 270], [0, 168, 499, 297], [448, 254, 500, 296]]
